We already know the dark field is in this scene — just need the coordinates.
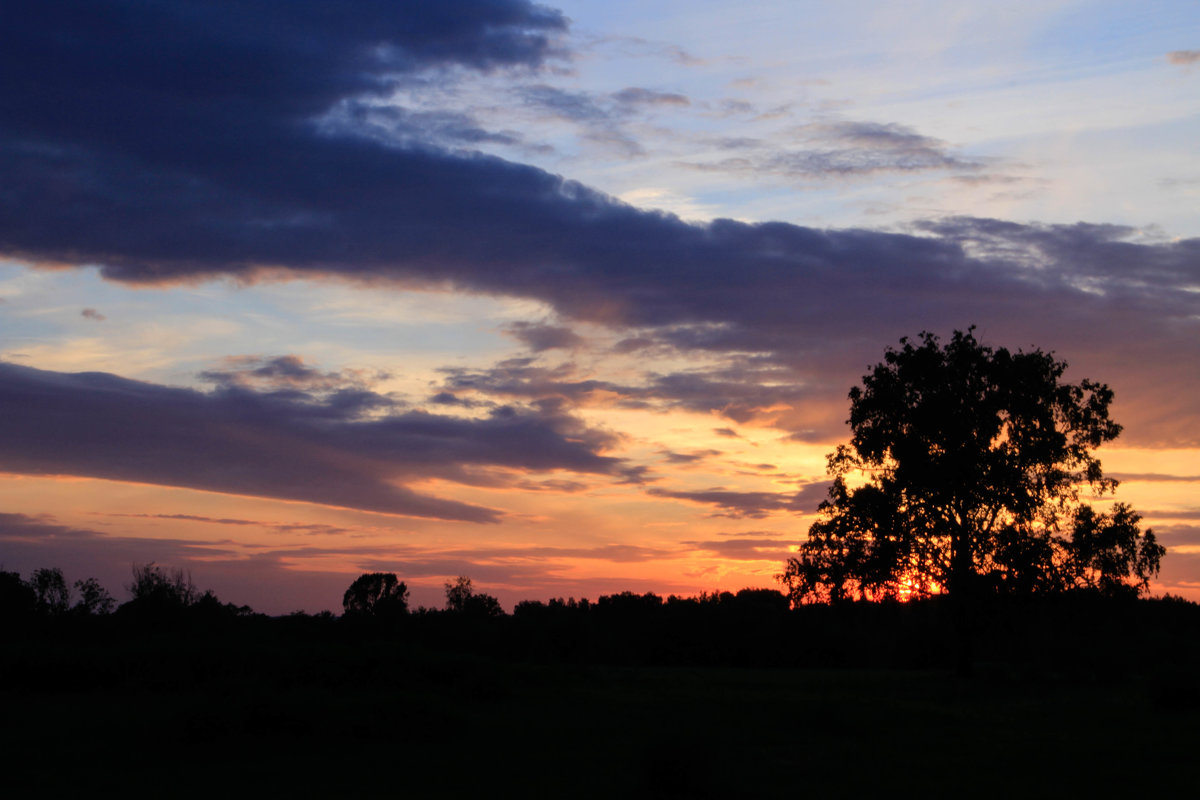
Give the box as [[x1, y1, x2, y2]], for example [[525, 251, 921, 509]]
[[5, 599, 1199, 797]]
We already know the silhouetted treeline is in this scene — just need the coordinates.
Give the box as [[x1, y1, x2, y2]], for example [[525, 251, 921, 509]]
[[5, 564, 1200, 676], [1, 563, 257, 636], [6, 565, 1200, 799]]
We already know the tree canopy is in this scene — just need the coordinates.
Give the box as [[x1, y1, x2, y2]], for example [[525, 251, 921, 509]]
[[444, 576, 503, 618], [780, 328, 1164, 605], [342, 572, 410, 618]]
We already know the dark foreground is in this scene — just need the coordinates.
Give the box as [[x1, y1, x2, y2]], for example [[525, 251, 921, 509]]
[[5, 597, 1199, 797]]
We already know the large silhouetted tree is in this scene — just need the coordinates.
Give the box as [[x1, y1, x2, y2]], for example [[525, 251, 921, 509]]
[[342, 572, 409, 618], [780, 329, 1163, 652]]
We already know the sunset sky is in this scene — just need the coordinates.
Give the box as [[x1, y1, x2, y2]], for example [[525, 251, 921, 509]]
[[2, 0, 1198, 613]]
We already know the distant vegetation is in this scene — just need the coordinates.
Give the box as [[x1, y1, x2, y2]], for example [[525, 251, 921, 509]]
[[4, 327, 1192, 793], [5, 562, 1200, 795], [3, 562, 1196, 672]]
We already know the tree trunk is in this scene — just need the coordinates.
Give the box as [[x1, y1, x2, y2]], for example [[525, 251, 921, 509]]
[[951, 526, 975, 678]]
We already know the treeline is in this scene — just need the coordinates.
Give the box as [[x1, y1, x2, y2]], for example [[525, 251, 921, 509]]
[[5, 563, 1200, 675], [1, 563, 254, 625]]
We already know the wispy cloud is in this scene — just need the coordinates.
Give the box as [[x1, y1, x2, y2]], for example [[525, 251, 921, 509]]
[[682, 537, 799, 561], [584, 34, 706, 67], [686, 120, 982, 179], [1111, 473, 1200, 483], [646, 480, 829, 519]]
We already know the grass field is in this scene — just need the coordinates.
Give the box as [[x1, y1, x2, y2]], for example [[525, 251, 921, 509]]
[[5, 626, 1197, 797]]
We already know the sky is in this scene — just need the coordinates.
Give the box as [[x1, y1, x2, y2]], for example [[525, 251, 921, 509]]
[[2, 0, 1198, 613]]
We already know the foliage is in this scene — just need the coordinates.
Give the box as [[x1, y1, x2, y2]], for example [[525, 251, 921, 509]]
[[444, 576, 504, 618], [780, 328, 1164, 605], [0, 570, 37, 619], [72, 577, 115, 615], [125, 562, 198, 609], [1068, 503, 1164, 597], [342, 572, 409, 618], [30, 567, 70, 615], [1, 569, 116, 618]]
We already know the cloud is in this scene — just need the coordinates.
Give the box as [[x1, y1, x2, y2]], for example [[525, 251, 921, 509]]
[[326, 103, 525, 150], [1111, 473, 1200, 483], [439, 359, 621, 410], [506, 322, 585, 351], [105, 513, 261, 527], [515, 84, 650, 155], [1154, 524, 1200, 545], [659, 449, 723, 465], [514, 478, 589, 493], [0, 511, 105, 542], [80, 308, 106, 321], [97, 512, 356, 536], [519, 84, 610, 122], [682, 537, 799, 561], [200, 354, 388, 392], [586, 34, 705, 67], [687, 121, 981, 179], [1167, 50, 1200, 65], [1143, 510, 1200, 521], [464, 543, 674, 563], [437, 353, 832, 433], [646, 480, 828, 519], [640, 366, 821, 425], [2, 1, 1198, 450], [612, 88, 690, 108], [0, 361, 631, 522]]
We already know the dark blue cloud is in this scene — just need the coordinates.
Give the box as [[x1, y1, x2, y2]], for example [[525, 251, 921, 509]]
[[1, 1, 1197, 449], [506, 322, 584, 351], [611, 88, 690, 108], [0, 361, 629, 521]]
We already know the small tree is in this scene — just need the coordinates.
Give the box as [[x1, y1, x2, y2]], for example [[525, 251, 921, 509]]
[[444, 576, 503, 618], [72, 577, 116, 615], [1068, 503, 1164, 598], [30, 567, 70, 615], [780, 328, 1163, 606], [126, 562, 198, 609], [342, 572, 409, 618]]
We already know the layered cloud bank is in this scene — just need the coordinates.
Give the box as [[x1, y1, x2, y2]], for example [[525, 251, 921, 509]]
[[0, 361, 632, 521], [4, 1, 1198, 444]]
